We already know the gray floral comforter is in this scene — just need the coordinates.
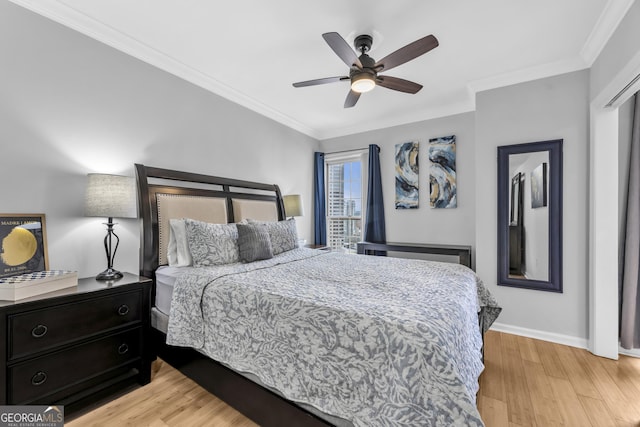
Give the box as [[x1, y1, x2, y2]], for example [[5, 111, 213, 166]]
[[166, 248, 501, 427]]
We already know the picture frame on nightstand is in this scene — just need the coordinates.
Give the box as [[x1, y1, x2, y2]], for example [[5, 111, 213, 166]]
[[0, 214, 49, 279]]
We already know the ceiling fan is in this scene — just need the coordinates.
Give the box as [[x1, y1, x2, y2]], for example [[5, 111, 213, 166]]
[[292, 32, 439, 108]]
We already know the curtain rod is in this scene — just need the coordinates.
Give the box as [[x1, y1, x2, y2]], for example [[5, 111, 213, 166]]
[[606, 72, 640, 107], [324, 147, 372, 155]]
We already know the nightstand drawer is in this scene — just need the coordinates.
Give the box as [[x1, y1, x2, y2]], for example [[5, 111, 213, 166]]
[[8, 290, 142, 360], [9, 328, 141, 404]]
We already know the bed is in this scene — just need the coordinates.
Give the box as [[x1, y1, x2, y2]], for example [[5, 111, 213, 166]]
[[135, 164, 501, 427]]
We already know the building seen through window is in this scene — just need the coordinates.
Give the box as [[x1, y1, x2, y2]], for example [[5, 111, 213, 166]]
[[327, 161, 362, 253]]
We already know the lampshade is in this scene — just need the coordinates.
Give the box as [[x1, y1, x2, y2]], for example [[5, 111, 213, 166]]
[[283, 194, 304, 217], [85, 174, 137, 218]]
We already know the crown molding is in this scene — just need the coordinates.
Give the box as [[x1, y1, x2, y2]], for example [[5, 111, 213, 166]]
[[12, 0, 477, 142], [10, 0, 631, 142], [317, 100, 475, 140], [9, 0, 320, 139], [468, 0, 635, 100], [580, 0, 636, 66], [467, 56, 589, 96], [320, 52, 593, 140], [592, 49, 640, 109]]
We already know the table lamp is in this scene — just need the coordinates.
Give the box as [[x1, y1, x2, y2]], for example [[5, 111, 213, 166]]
[[85, 173, 136, 280], [283, 194, 304, 219]]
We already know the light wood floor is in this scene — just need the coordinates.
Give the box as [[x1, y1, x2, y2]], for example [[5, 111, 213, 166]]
[[479, 331, 640, 427], [68, 331, 640, 427]]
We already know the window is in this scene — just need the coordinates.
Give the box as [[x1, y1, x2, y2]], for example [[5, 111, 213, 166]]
[[325, 152, 367, 253]]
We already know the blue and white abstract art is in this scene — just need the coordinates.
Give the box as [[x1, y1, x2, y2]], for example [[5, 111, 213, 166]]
[[429, 135, 457, 208], [395, 142, 419, 209]]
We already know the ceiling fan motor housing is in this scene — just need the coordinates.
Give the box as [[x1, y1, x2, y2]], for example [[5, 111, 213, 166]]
[[350, 42, 377, 92], [350, 67, 376, 79], [354, 34, 373, 54], [357, 54, 376, 69]]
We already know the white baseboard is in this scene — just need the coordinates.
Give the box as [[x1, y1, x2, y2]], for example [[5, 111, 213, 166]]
[[490, 323, 640, 358], [619, 347, 640, 358], [489, 322, 589, 350]]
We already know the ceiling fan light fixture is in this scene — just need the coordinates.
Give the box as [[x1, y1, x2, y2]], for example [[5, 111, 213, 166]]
[[351, 73, 376, 93], [292, 32, 438, 107]]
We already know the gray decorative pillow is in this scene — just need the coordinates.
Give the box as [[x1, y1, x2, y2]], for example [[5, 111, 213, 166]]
[[184, 219, 239, 266], [247, 218, 298, 255], [237, 223, 274, 263]]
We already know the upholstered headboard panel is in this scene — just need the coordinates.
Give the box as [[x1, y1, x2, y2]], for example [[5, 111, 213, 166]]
[[156, 194, 228, 266], [135, 164, 285, 278], [232, 199, 279, 222]]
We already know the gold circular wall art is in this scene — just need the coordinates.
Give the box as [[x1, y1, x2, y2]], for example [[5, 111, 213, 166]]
[[1, 227, 38, 266]]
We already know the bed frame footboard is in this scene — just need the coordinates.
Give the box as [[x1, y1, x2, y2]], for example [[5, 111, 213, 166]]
[[151, 329, 333, 427]]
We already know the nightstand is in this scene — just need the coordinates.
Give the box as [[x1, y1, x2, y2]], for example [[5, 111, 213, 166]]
[[0, 273, 152, 416]]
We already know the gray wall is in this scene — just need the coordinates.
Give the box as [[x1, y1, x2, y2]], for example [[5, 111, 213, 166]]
[[0, 2, 318, 279], [475, 70, 590, 340], [319, 112, 477, 261]]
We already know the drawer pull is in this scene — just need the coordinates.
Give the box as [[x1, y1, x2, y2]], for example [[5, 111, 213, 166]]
[[118, 343, 129, 355], [31, 371, 47, 386], [31, 324, 48, 338], [117, 304, 130, 316]]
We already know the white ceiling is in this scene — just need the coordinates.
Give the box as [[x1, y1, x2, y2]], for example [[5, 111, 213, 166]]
[[10, 0, 634, 140]]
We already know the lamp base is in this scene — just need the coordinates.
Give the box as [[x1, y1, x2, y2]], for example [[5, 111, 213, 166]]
[[95, 268, 124, 281]]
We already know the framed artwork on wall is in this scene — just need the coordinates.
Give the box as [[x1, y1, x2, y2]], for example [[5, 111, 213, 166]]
[[0, 214, 49, 279], [429, 135, 457, 208], [395, 142, 419, 209]]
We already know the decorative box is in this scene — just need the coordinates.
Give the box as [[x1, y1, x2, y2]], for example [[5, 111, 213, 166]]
[[0, 270, 78, 301]]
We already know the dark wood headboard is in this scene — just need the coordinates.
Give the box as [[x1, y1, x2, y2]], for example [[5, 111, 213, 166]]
[[135, 164, 285, 279]]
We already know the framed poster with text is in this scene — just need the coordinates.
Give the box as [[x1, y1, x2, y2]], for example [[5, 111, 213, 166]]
[[0, 214, 49, 279]]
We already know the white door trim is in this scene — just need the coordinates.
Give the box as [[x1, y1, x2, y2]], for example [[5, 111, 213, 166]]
[[589, 50, 640, 359]]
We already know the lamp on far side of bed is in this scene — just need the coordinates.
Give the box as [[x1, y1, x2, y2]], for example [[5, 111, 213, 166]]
[[85, 173, 137, 281], [283, 194, 306, 247], [283, 194, 304, 219]]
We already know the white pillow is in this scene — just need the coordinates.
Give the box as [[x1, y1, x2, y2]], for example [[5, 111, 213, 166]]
[[167, 219, 193, 267]]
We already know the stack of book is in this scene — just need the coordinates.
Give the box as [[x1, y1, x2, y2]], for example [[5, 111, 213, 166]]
[[0, 270, 78, 301]]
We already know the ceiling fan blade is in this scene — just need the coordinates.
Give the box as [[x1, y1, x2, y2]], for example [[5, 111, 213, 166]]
[[376, 76, 423, 94], [293, 76, 348, 88], [322, 32, 363, 69], [344, 90, 361, 108], [374, 35, 438, 72]]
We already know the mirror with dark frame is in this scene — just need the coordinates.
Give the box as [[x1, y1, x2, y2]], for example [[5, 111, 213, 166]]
[[497, 139, 563, 292]]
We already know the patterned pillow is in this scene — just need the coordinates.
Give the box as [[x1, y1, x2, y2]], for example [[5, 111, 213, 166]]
[[184, 219, 239, 266], [237, 223, 274, 262], [247, 218, 298, 255]]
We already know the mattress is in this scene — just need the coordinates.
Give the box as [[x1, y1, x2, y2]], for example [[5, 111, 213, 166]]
[[155, 265, 188, 316]]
